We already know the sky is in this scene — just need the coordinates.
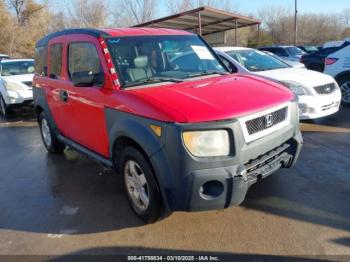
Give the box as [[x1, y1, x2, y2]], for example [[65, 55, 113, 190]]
[[218, 0, 349, 15], [47, 0, 349, 20], [156, 0, 349, 16]]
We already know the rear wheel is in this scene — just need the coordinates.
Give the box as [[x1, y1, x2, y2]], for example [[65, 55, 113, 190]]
[[120, 147, 162, 223], [338, 75, 350, 107], [39, 112, 65, 153], [0, 95, 10, 118]]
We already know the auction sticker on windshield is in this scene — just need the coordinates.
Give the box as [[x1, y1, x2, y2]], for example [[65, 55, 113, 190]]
[[191, 45, 215, 60]]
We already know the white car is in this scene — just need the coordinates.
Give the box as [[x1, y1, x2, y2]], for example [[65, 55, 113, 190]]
[[215, 47, 341, 120], [0, 59, 34, 117], [0, 54, 9, 60], [323, 38, 350, 106]]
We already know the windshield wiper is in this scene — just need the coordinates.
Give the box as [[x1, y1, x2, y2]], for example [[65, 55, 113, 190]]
[[123, 77, 184, 88], [187, 71, 229, 78]]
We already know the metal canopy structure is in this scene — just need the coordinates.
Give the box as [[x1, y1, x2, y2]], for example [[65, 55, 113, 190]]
[[133, 6, 261, 45]]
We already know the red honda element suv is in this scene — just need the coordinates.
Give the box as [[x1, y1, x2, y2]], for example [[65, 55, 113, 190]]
[[33, 28, 303, 223]]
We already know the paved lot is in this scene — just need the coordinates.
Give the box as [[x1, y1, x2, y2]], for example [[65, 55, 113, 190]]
[[0, 107, 349, 258]]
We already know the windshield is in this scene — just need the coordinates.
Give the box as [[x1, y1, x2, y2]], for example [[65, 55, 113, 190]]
[[106, 35, 226, 88], [304, 46, 318, 52], [226, 49, 289, 72], [285, 47, 304, 56], [0, 60, 34, 76]]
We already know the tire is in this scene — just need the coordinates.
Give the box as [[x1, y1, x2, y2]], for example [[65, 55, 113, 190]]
[[0, 95, 10, 118], [119, 146, 162, 223], [337, 75, 350, 107], [39, 112, 65, 153]]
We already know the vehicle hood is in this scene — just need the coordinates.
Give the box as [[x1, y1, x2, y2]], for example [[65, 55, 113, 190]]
[[2, 74, 34, 83], [254, 68, 335, 88], [119, 74, 294, 123], [285, 61, 305, 68], [283, 55, 301, 62]]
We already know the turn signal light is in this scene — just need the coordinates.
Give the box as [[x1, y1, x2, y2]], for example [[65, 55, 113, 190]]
[[150, 125, 162, 137]]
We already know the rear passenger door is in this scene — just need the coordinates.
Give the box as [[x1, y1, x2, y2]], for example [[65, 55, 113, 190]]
[[64, 37, 110, 157], [45, 38, 72, 137]]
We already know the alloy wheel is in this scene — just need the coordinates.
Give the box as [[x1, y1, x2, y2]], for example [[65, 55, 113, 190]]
[[124, 160, 150, 212], [41, 118, 52, 147], [340, 81, 350, 104]]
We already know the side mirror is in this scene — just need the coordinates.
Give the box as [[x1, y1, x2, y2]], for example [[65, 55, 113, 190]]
[[71, 71, 104, 87]]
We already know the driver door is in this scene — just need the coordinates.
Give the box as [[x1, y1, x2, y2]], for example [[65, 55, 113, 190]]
[[63, 36, 110, 157]]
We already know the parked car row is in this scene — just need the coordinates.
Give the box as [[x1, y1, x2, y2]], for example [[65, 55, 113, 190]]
[[0, 28, 344, 223], [214, 47, 341, 120], [254, 42, 350, 107]]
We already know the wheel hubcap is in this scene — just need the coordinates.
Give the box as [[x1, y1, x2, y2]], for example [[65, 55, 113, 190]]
[[41, 119, 52, 147], [124, 160, 149, 212], [340, 81, 350, 104]]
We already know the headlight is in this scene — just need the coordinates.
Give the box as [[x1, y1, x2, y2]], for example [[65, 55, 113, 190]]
[[182, 130, 230, 157], [4, 81, 24, 91], [6, 90, 19, 102], [280, 80, 308, 95]]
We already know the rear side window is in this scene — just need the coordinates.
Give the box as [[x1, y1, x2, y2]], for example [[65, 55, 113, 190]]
[[49, 44, 63, 79], [34, 46, 47, 76], [68, 42, 102, 77], [273, 48, 289, 57]]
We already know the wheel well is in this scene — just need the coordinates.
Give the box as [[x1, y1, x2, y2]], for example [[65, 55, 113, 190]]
[[112, 136, 149, 173], [35, 105, 43, 120], [335, 71, 350, 82]]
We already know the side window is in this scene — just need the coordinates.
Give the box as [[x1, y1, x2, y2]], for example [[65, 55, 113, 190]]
[[68, 42, 102, 80], [275, 48, 289, 57], [34, 46, 47, 76], [49, 44, 62, 79]]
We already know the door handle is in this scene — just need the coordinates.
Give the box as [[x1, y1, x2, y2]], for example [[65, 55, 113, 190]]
[[59, 90, 69, 102]]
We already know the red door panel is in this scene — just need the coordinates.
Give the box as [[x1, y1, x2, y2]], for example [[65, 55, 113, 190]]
[[61, 35, 110, 157]]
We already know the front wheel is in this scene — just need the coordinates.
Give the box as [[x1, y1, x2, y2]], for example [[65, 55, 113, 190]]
[[338, 76, 350, 107], [120, 147, 162, 223], [0, 95, 10, 118], [39, 112, 66, 153]]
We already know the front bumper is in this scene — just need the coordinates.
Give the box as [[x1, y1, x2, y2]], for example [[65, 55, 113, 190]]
[[3, 90, 33, 106], [297, 90, 341, 119], [149, 103, 302, 212]]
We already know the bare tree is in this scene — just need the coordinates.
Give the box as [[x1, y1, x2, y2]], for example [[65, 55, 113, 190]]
[[66, 0, 110, 28], [342, 9, 350, 27], [259, 5, 346, 45], [113, 0, 156, 26], [166, 0, 237, 14], [7, 0, 44, 25], [7, 0, 24, 23]]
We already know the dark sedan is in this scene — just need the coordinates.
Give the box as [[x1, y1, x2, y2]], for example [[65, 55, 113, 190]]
[[300, 46, 343, 72]]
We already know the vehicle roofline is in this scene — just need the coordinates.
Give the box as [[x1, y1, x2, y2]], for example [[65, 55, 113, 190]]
[[35, 28, 111, 47]]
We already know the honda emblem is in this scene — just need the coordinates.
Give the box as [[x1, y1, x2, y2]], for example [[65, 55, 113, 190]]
[[265, 114, 273, 128]]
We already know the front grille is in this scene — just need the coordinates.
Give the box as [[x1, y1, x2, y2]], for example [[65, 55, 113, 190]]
[[22, 81, 32, 87], [245, 107, 287, 135], [314, 83, 336, 94]]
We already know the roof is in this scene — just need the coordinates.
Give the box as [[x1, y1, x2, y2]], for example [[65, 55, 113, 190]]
[[36, 28, 193, 47], [214, 46, 251, 52], [133, 6, 261, 36], [101, 27, 193, 37], [36, 28, 110, 47], [1, 59, 34, 63], [260, 46, 296, 49]]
